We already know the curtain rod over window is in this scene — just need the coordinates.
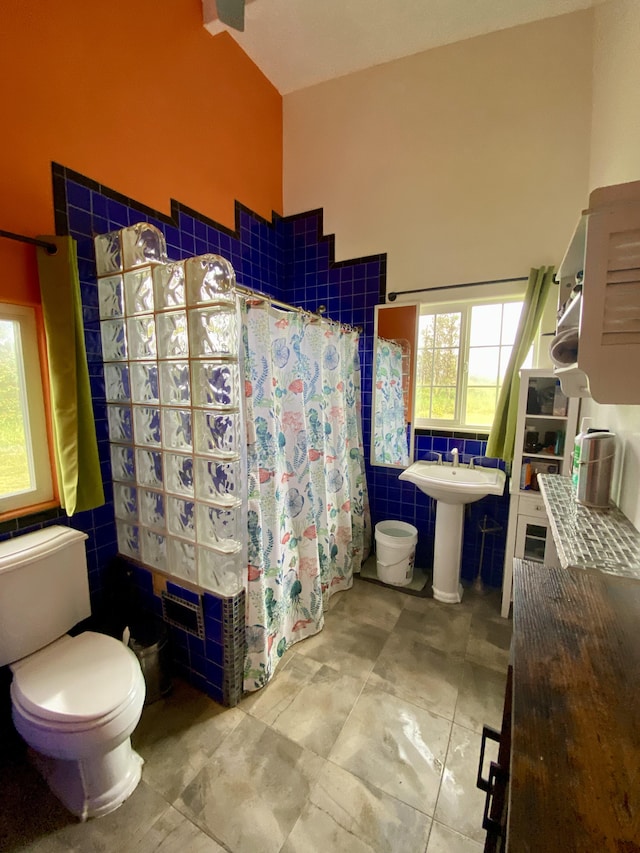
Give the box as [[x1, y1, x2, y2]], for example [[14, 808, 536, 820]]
[[386, 276, 530, 302], [0, 229, 57, 254]]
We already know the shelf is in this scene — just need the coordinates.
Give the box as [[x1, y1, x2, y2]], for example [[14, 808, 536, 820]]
[[554, 180, 640, 403], [502, 369, 579, 618], [521, 452, 563, 462], [558, 214, 587, 284], [524, 414, 569, 421]]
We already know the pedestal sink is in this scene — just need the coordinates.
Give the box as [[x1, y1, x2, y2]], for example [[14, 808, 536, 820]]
[[399, 460, 506, 603]]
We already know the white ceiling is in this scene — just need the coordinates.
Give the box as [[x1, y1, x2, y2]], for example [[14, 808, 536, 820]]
[[203, 0, 602, 94]]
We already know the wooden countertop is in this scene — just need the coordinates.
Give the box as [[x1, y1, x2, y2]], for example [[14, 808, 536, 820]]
[[509, 559, 640, 852]]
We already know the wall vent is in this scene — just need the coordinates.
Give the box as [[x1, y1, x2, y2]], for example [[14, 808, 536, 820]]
[[161, 591, 205, 639]]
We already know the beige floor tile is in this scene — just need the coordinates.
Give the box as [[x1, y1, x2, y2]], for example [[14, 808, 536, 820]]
[[176, 714, 324, 853], [3, 576, 504, 853], [454, 660, 507, 734], [269, 665, 366, 757], [427, 821, 483, 853], [134, 806, 226, 852], [329, 685, 452, 815], [459, 588, 503, 619], [0, 750, 74, 852], [295, 612, 390, 679], [328, 576, 407, 631], [133, 679, 245, 802], [368, 630, 464, 719], [465, 614, 512, 673], [241, 652, 324, 724], [52, 781, 171, 853], [395, 598, 473, 655], [281, 761, 431, 853], [434, 723, 498, 844], [0, 750, 166, 852]]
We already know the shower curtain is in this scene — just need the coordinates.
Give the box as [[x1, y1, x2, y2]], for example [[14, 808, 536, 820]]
[[242, 302, 371, 691], [373, 338, 409, 466]]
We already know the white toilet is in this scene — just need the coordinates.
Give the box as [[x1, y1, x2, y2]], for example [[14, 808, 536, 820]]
[[0, 526, 146, 820]]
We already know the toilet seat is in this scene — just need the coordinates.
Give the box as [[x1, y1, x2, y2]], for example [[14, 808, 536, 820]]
[[11, 631, 142, 724]]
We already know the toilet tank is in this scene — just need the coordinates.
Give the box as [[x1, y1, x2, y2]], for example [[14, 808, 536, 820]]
[[0, 526, 91, 667]]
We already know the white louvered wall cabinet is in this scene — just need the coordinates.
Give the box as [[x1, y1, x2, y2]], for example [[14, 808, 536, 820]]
[[554, 179, 640, 404]]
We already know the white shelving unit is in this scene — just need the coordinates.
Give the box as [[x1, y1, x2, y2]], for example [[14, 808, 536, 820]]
[[500, 369, 579, 618], [554, 179, 640, 404]]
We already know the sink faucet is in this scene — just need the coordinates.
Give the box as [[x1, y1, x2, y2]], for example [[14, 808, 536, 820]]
[[451, 448, 459, 467]]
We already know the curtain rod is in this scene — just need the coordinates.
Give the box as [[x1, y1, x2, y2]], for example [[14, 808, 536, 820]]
[[377, 334, 410, 347], [0, 229, 57, 254], [386, 276, 529, 301], [235, 285, 362, 333]]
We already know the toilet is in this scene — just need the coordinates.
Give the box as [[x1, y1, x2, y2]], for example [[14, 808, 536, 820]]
[[0, 526, 146, 820]]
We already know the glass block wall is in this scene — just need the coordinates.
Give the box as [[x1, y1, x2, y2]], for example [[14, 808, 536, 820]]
[[95, 222, 246, 597]]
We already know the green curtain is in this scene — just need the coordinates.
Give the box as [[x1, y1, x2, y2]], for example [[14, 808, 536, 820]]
[[486, 266, 555, 463], [36, 236, 104, 515]]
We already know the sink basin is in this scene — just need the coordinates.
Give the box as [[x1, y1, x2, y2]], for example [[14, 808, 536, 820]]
[[399, 461, 506, 505], [399, 460, 506, 604]]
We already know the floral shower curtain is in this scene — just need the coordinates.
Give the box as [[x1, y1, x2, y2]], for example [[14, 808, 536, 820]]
[[243, 302, 371, 691], [373, 338, 409, 466]]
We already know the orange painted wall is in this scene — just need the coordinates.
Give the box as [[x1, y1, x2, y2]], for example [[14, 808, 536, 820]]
[[0, 0, 283, 305]]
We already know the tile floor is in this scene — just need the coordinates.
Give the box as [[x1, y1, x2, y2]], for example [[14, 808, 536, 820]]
[[0, 574, 511, 853]]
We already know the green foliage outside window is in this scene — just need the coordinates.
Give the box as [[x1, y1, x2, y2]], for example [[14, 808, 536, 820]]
[[415, 301, 529, 428], [0, 320, 32, 497]]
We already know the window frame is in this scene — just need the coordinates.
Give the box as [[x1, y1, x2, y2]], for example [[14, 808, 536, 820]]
[[0, 303, 55, 516], [415, 295, 538, 431]]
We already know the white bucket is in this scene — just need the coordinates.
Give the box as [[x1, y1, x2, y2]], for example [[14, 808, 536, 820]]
[[375, 520, 418, 587]]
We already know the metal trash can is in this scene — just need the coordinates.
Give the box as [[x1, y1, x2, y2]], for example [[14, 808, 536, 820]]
[[129, 620, 172, 705]]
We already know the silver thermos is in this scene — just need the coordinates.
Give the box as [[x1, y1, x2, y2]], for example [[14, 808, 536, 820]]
[[576, 432, 616, 508]]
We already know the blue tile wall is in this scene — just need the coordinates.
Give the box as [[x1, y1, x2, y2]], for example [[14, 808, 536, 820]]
[[2, 163, 392, 701], [374, 431, 510, 587], [2, 161, 510, 704]]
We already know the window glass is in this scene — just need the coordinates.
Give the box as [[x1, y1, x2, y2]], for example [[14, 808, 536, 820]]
[[0, 319, 33, 496], [469, 304, 501, 347], [466, 387, 498, 427], [501, 302, 523, 345], [0, 305, 53, 514], [416, 299, 534, 430], [468, 346, 500, 387], [416, 311, 461, 421]]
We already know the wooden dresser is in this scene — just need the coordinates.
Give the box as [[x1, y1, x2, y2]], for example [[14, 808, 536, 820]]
[[508, 559, 640, 851], [485, 475, 640, 851]]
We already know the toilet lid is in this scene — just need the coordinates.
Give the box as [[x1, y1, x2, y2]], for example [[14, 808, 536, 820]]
[[12, 632, 141, 723]]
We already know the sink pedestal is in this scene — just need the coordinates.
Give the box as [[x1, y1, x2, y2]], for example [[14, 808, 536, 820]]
[[433, 501, 464, 603], [398, 460, 506, 605]]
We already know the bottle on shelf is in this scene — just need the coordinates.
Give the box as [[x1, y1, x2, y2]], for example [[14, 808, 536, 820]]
[[572, 417, 592, 490], [520, 458, 532, 491]]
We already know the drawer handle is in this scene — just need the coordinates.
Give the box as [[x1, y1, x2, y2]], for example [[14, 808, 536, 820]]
[[482, 761, 508, 835], [477, 725, 501, 792]]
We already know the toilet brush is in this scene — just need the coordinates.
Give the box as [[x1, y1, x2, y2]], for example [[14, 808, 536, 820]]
[[473, 515, 502, 594]]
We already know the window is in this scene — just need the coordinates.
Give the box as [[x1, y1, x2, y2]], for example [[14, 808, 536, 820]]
[[415, 300, 533, 429], [0, 304, 53, 514]]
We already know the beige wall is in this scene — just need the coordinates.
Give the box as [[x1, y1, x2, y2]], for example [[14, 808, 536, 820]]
[[283, 11, 593, 296], [284, 1, 640, 529], [590, 0, 640, 189], [580, 0, 640, 529]]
